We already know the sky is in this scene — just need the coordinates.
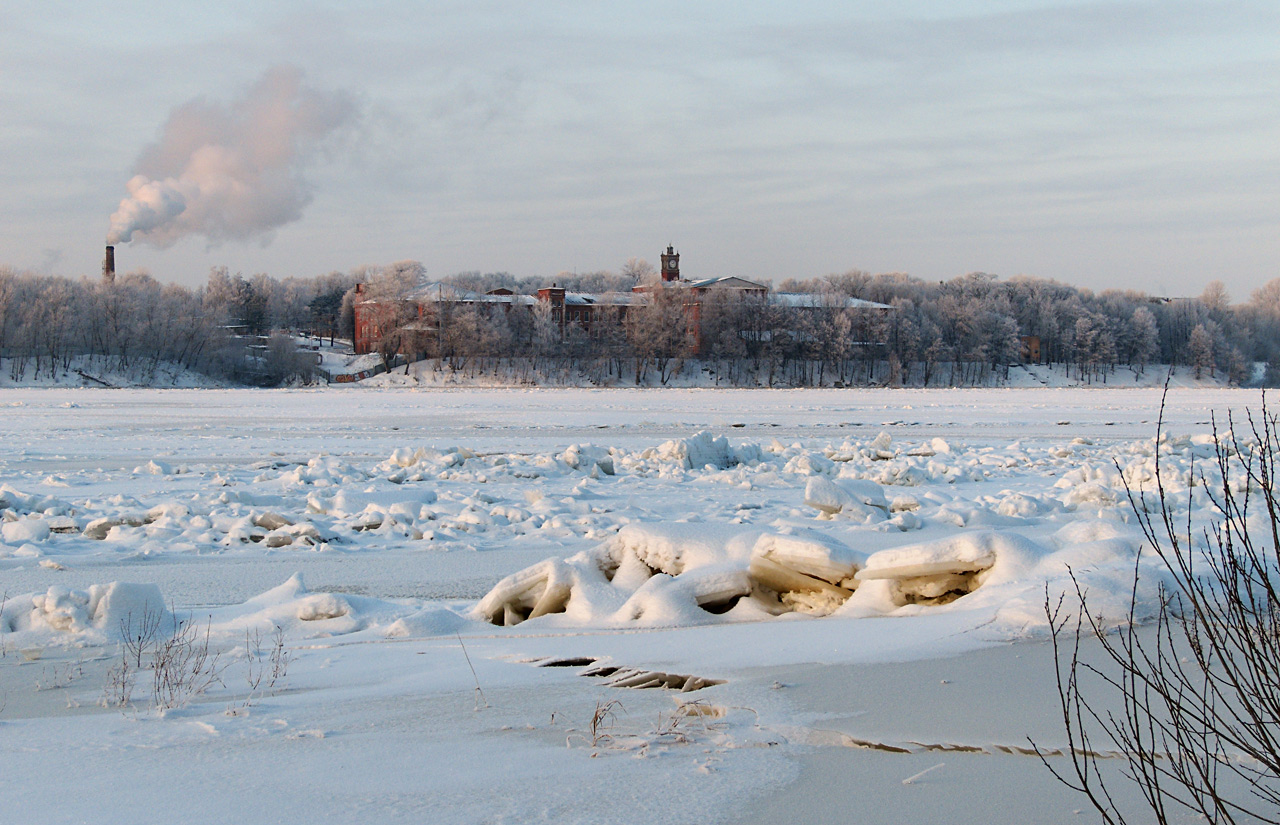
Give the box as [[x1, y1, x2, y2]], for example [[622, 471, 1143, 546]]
[[1, 1, 1277, 298]]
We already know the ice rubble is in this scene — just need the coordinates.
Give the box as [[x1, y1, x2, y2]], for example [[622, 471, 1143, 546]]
[[803, 476, 889, 520], [651, 431, 736, 470], [472, 512, 1151, 628], [0, 426, 1159, 561], [473, 512, 996, 628], [467, 425, 1202, 629], [0, 420, 1226, 645]]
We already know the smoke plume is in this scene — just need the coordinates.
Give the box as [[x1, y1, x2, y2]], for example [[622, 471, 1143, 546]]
[[107, 66, 356, 247]]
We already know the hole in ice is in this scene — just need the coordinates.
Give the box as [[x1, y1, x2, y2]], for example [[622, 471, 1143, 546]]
[[697, 594, 743, 615], [536, 657, 598, 668]]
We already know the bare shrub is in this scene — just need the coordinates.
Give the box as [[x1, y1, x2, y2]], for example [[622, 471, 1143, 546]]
[[120, 604, 165, 668], [651, 699, 722, 745], [35, 660, 84, 692], [238, 625, 291, 708], [102, 605, 167, 709], [102, 655, 136, 709], [104, 612, 226, 711], [106, 617, 292, 713], [151, 615, 225, 709], [1037, 397, 1280, 823]]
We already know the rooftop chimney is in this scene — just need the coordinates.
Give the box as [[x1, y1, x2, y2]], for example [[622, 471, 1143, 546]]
[[102, 245, 115, 284]]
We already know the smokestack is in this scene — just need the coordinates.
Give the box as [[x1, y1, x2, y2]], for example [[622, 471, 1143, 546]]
[[102, 245, 115, 284]]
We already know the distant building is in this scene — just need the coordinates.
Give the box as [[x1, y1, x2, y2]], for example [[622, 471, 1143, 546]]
[[354, 282, 529, 355], [353, 246, 893, 357]]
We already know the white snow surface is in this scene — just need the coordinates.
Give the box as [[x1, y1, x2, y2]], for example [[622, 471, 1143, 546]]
[[0, 386, 1256, 824]]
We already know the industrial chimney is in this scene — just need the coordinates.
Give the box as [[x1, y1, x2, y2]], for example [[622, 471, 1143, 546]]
[[102, 245, 115, 284]]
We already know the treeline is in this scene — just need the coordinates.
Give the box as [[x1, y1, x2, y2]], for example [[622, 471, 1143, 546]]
[[382, 266, 1280, 388], [772, 271, 1277, 386], [2, 259, 1277, 388], [0, 265, 357, 385]]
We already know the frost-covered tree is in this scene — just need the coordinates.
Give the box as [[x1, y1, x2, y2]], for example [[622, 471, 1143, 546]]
[[1200, 279, 1231, 314], [1128, 306, 1159, 375], [620, 258, 655, 286], [1187, 323, 1214, 379], [625, 288, 691, 385]]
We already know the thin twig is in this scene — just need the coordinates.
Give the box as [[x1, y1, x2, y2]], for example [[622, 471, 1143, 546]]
[[456, 632, 488, 710]]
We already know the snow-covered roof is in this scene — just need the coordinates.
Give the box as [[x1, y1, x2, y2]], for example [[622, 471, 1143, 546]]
[[685, 276, 768, 291], [563, 291, 644, 306], [406, 283, 536, 306]]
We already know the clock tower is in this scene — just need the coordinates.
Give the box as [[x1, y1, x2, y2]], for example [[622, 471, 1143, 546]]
[[660, 245, 680, 282]]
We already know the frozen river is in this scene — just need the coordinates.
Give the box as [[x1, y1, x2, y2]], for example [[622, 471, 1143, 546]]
[[0, 385, 1258, 825], [0, 386, 1249, 605], [0, 385, 1240, 469]]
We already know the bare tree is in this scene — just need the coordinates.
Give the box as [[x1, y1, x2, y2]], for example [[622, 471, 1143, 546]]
[[1038, 397, 1280, 824]]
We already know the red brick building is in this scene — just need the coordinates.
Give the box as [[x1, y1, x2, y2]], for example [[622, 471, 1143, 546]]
[[352, 246, 891, 357]]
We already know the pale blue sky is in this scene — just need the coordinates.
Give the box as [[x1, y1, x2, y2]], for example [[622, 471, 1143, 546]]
[[1, 1, 1276, 297]]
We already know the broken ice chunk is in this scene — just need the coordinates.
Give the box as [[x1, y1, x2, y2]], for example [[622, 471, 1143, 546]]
[[654, 432, 735, 470], [614, 564, 752, 622], [252, 511, 293, 531], [784, 453, 835, 475], [475, 558, 575, 626], [610, 522, 757, 576], [857, 532, 1000, 606], [561, 444, 615, 476], [82, 516, 144, 540], [748, 533, 861, 616], [803, 477, 889, 519], [750, 533, 861, 587]]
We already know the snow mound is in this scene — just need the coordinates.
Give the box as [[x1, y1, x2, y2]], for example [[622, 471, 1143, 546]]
[[4, 582, 171, 644], [2, 517, 52, 544], [384, 607, 471, 638]]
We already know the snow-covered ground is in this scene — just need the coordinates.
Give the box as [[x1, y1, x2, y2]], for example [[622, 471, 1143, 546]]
[[0, 355, 229, 389], [0, 387, 1256, 823]]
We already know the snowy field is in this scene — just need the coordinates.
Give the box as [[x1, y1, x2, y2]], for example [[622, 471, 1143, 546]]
[[0, 386, 1258, 824]]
